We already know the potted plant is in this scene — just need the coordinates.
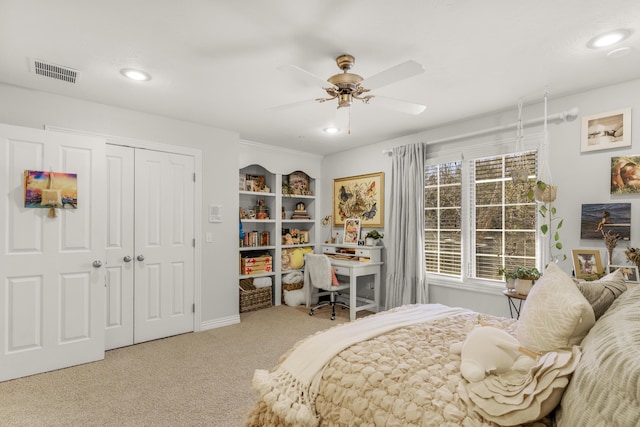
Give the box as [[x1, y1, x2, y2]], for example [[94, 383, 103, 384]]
[[498, 267, 517, 291], [365, 230, 384, 246], [514, 266, 541, 295], [527, 180, 565, 265]]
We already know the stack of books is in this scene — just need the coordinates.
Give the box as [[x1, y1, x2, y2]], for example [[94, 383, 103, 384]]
[[291, 207, 310, 220]]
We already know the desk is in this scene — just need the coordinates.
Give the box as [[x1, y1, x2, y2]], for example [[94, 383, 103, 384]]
[[330, 259, 382, 320], [503, 289, 527, 319], [305, 244, 383, 321]]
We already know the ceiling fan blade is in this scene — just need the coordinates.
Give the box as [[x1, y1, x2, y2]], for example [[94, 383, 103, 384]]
[[361, 60, 425, 90], [267, 98, 317, 112], [277, 64, 328, 87], [371, 96, 426, 115]]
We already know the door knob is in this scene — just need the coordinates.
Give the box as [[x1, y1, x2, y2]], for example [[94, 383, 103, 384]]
[[123, 255, 132, 263], [137, 255, 145, 262], [92, 260, 103, 268]]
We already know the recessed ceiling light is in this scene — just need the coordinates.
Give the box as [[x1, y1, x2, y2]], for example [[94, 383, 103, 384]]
[[120, 68, 152, 81], [587, 29, 631, 48], [323, 127, 340, 134]]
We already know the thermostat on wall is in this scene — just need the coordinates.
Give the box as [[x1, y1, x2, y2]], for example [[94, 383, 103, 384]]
[[209, 205, 222, 223]]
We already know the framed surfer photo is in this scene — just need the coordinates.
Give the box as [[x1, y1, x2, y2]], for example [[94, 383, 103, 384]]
[[580, 203, 630, 240]]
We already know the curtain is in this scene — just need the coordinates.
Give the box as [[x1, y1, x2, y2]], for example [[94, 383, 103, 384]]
[[385, 143, 428, 308]]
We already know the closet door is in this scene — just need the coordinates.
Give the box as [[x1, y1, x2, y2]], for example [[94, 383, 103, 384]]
[[0, 124, 106, 381], [105, 145, 135, 350], [133, 149, 195, 343], [105, 146, 196, 348]]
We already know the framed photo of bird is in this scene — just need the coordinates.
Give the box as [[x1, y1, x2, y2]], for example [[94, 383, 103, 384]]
[[333, 172, 384, 227]]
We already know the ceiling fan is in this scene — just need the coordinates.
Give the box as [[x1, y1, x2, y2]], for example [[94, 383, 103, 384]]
[[276, 54, 427, 116]]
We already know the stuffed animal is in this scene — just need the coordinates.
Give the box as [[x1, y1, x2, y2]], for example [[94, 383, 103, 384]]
[[281, 250, 291, 270], [450, 325, 537, 383], [283, 289, 306, 306]]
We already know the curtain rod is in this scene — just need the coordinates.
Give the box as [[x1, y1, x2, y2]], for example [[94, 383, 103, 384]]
[[382, 107, 579, 156]]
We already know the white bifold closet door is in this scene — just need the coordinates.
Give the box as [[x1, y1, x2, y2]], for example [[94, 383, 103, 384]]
[[105, 145, 195, 350]]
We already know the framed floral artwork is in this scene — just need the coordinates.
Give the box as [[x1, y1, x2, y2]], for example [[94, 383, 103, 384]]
[[333, 172, 384, 227], [343, 218, 361, 245]]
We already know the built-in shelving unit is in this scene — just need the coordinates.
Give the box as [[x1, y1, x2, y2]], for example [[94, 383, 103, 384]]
[[239, 163, 318, 306]]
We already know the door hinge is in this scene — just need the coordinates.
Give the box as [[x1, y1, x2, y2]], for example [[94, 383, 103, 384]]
[[192, 303, 195, 313], [193, 172, 196, 182], [193, 238, 196, 247]]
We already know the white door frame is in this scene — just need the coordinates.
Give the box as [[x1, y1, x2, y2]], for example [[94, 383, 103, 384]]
[[45, 126, 203, 332]]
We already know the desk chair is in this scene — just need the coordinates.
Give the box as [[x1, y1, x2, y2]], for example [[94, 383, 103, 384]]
[[305, 253, 350, 320]]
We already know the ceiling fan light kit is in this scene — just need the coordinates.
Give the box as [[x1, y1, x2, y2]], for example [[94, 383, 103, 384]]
[[316, 54, 373, 109]]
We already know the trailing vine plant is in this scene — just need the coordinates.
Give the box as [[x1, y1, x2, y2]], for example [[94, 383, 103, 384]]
[[527, 180, 565, 265]]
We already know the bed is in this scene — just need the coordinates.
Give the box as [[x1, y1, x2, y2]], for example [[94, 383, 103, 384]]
[[245, 263, 639, 426]]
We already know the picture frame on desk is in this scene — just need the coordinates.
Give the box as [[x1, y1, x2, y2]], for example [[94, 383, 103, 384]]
[[343, 218, 360, 245], [333, 172, 384, 227]]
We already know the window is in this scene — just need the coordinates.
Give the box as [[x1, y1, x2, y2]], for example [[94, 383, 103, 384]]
[[425, 161, 462, 276], [424, 151, 538, 282]]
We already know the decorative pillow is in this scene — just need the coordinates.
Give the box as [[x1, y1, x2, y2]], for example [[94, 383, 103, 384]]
[[573, 269, 627, 320], [517, 263, 595, 353]]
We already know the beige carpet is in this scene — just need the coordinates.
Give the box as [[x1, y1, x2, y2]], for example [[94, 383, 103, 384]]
[[0, 304, 369, 427]]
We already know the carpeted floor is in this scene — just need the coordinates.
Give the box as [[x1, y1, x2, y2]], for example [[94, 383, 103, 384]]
[[0, 304, 369, 427]]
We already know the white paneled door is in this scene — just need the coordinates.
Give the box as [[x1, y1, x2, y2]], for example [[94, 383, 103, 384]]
[[0, 124, 106, 382], [104, 145, 135, 349], [105, 145, 195, 349]]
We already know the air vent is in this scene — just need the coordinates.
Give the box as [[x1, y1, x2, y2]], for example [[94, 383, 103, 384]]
[[30, 59, 80, 84]]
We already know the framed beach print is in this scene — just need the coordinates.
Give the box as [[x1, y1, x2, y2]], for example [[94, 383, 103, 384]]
[[581, 107, 631, 153], [580, 203, 631, 240], [343, 218, 361, 245], [333, 172, 384, 227], [572, 249, 604, 280], [607, 264, 640, 282]]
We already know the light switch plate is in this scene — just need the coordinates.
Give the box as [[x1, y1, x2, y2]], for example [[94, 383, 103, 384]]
[[209, 205, 222, 223]]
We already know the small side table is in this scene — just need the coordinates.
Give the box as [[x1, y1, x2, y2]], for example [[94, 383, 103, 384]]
[[503, 289, 527, 319]]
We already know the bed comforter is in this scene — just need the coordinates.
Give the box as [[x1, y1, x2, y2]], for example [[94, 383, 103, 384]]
[[246, 305, 574, 426]]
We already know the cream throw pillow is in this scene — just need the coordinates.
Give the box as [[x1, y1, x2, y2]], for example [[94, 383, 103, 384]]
[[517, 263, 595, 352]]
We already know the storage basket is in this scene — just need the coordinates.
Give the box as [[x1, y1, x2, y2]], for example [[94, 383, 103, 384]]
[[281, 280, 304, 305], [239, 278, 272, 312]]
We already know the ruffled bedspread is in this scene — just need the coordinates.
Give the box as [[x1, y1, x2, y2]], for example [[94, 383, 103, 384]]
[[245, 309, 574, 427]]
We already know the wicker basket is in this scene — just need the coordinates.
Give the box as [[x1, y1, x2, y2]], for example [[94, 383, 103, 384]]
[[281, 280, 304, 305], [239, 278, 272, 312]]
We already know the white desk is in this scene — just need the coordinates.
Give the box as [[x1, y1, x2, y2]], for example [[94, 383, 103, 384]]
[[306, 244, 383, 321]]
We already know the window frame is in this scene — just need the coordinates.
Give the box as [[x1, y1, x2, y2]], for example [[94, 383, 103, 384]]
[[425, 148, 540, 290]]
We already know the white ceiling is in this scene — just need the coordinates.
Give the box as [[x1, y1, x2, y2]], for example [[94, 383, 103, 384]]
[[1, 0, 639, 155]]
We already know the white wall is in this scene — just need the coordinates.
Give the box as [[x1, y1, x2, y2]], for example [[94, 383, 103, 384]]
[[0, 83, 240, 327], [321, 78, 640, 317]]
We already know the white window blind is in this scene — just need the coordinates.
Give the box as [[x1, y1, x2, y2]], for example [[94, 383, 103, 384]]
[[424, 161, 462, 277], [469, 151, 538, 280]]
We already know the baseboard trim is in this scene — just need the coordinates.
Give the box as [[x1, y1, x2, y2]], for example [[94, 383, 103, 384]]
[[200, 315, 240, 331]]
